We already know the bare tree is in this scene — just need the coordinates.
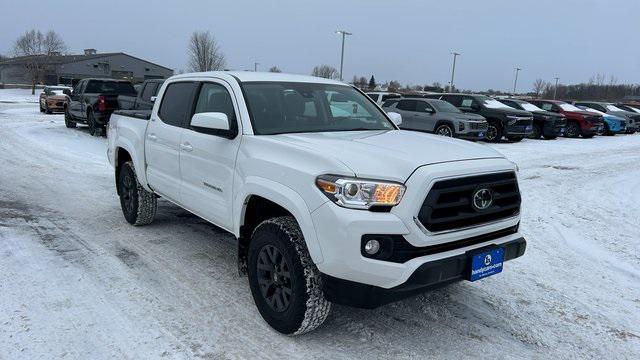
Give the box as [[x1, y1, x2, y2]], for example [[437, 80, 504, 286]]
[[187, 31, 226, 72], [387, 80, 401, 92], [268, 66, 282, 73], [532, 79, 545, 98], [311, 64, 338, 79], [13, 29, 67, 94]]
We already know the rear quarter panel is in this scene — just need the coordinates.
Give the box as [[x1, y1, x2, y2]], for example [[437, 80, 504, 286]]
[[108, 113, 152, 191]]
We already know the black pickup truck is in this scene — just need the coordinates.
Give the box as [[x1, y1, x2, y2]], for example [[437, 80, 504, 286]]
[[117, 79, 164, 111], [64, 78, 137, 136]]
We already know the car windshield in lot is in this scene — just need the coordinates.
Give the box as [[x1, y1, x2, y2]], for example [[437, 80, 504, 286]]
[[85, 81, 136, 94], [479, 96, 513, 109], [430, 99, 462, 113], [243, 82, 394, 135], [559, 103, 584, 112], [605, 104, 625, 112], [520, 102, 544, 112]]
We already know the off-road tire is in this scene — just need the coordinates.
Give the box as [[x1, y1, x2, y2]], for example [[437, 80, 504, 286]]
[[565, 122, 580, 138], [435, 124, 454, 137], [248, 216, 331, 335], [64, 107, 77, 128], [485, 121, 503, 142], [528, 123, 542, 139], [118, 161, 157, 226]]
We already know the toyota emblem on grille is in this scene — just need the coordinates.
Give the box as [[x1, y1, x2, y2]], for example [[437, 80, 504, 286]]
[[472, 188, 493, 211]]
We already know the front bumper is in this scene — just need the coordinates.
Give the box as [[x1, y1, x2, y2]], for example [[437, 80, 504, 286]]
[[543, 119, 565, 137], [323, 237, 526, 308], [505, 123, 533, 136], [312, 158, 524, 294], [456, 131, 485, 140]]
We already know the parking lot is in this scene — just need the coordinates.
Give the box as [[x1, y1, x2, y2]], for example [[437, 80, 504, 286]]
[[0, 89, 638, 359]]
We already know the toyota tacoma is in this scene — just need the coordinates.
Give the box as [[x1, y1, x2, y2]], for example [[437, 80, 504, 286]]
[[107, 72, 527, 335]]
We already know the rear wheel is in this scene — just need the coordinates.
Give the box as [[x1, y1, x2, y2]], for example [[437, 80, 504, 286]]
[[565, 122, 580, 138], [248, 216, 331, 335], [64, 107, 76, 128], [435, 124, 454, 137], [118, 161, 157, 226], [485, 121, 503, 142], [87, 111, 98, 136]]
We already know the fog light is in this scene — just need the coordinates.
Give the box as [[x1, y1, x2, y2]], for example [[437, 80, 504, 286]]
[[364, 239, 380, 255]]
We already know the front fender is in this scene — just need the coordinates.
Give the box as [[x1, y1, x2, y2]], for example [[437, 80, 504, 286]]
[[234, 176, 325, 264]]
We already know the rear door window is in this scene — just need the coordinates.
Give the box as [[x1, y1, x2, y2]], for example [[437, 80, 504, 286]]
[[396, 99, 417, 111], [415, 100, 434, 113], [158, 82, 196, 127], [442, 95, 462, 107], [141, 82, 159, 102], [539, 102, 554, 111]]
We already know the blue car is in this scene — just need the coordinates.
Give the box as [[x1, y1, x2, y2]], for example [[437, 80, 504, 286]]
[[577, 106, 626, 135]]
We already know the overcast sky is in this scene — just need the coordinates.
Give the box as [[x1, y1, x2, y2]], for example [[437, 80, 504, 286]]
[[1, 0, 639, 91]]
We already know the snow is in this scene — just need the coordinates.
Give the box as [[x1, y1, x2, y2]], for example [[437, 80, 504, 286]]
[[0, 92, 639, 359], [0, 88, 40, 104]]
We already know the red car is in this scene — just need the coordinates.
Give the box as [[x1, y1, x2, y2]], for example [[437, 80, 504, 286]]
[[529, 100, 604, 138]]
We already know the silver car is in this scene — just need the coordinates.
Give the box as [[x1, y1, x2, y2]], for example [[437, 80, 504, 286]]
[[383, 98, 488, 140]]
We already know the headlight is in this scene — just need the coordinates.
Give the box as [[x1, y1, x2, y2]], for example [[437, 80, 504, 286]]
[[316, 175, 406, 209], [506, 115, 519, 125]]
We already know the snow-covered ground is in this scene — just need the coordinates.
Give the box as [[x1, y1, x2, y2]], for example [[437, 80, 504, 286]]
[[0, 92, 638, 359], [0, 88, 40, 104]]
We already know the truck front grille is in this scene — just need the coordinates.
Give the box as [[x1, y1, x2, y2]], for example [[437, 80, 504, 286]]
[[417, 172, 521, 232]]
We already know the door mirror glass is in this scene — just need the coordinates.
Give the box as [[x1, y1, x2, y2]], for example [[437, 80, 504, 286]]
[[387, 111, 402, 126], [191, 112, 230, 132]]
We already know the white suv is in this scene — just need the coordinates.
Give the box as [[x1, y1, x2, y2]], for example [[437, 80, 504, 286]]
[[107, 72, 526, 335]]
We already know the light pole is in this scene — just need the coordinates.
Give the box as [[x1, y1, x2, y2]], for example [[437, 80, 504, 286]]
[[553, 77, 560, 99], [336, 30, 352, 81], [449, 52, 460, 92], [254, 62, 259, 72], [513, 67, 522, 95]]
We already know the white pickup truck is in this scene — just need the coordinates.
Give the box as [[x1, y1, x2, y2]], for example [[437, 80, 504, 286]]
[[107, 72, 526, 335]]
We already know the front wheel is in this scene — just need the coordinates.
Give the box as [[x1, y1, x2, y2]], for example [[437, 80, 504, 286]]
[[248, 216, 331, 335], [64, 107, 77, 128], [528, 123, 542, 139], [565, 122, 580, 138], [118, 161, 157, 226], [434, 124, 454, 137], [485, 122, 503, 142]]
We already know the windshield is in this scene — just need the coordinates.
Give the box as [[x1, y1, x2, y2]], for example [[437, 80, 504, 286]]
[[605, 104, 624, 112], [520, 102, 544, 112], [559, 103, 583, 112], [85, 81, 136, 94], [430, 99, 461, 113], [243, 82, 395, 135], [480, 97, 513, 109]]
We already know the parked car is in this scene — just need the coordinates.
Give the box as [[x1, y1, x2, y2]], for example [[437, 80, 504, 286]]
[[118, 79, 164, 111], [366, 91, 401, 105], [497, 99, 566, 140], [63, 78, 137, 136], [425, 93, 533, 142], [574, 106, 626, 135], [614, 103, 640, 115], [108, 72, 526, 335], [382, 97, 488, 140], [39, 85, 71, 114], [573, 101, 638, 134], [528, 100, 604, 138]]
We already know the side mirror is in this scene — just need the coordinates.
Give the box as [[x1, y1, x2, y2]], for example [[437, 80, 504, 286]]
[[387, 112, 402, 126], [63, 89, 71, 96], [150, 96, 157, 103], [191, 112, 230, 134]]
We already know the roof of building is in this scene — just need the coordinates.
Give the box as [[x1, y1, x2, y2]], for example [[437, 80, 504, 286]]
[[0, 52, 173, 71]]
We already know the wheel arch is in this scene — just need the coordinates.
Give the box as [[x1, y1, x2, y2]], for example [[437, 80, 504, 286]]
[[113, 143, 150, 194], [235, 177, 324, 275]]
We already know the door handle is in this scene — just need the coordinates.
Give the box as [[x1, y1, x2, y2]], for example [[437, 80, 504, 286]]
[[147, 134, 157, 141], [180, 143, 193, 152]]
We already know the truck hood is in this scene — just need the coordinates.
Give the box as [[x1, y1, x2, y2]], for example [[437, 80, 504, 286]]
[[272, 130, 505, 182]]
